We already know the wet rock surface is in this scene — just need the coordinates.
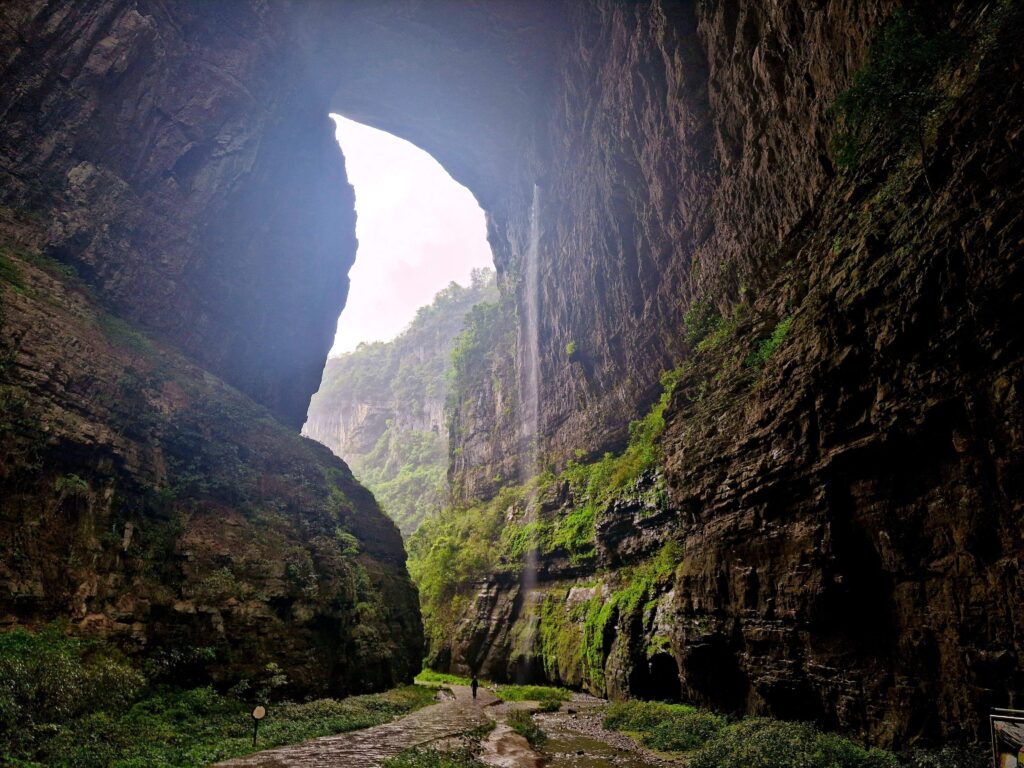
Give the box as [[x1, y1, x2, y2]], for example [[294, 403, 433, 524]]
[[437, 0, 1024, 750]]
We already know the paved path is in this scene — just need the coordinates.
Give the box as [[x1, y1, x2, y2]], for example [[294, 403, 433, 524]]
[[218, 685, 497, 768]]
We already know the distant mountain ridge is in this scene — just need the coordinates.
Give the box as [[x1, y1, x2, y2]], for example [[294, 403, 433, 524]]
[[304, 268, 499, 536]]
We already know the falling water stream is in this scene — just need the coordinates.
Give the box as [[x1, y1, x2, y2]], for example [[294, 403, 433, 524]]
[[514, 183, 543, 679]]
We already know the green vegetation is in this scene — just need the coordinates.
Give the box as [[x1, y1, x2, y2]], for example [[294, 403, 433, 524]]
[[684, 298, 742, 354], [604, 699, 698, 732], [605, 701, 725, 752], [97, 313, 157, 356], [746, 315, 793, 369], [0, 624, 436, 767], [688, 718, 900, 768], [564, 340, 578, 358], [307, 269, 498, 537], [830, 8, 963, 170], [410, 363, 686, 662], [415, 669, 474, 687], [493, 684, 570, 712], [53, 472, 90, 496], [605, 702, 900, 767], [355, 427, 447, 538], [683, 299, 721, 348], [0, 251, 25, 293], [579, 543, 680, 691], [506, 709, 546, 747]]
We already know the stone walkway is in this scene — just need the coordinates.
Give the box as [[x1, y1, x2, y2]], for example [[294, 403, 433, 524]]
[[218, 685, 497, 768]]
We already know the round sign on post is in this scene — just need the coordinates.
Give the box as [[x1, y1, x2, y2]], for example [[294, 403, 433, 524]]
[[252, 705, 266, 747]]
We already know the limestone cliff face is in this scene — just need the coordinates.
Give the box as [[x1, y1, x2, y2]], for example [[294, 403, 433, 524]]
[[0, 0, 354, 429], [430, 0, 1024, 750], [0, 0, 421, 695], [0, 214, 421, 695], [2, 0, 1022, 749]]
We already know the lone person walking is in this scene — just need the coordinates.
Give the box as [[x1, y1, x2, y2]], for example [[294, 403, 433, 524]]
[[471, 675, 479, 700]]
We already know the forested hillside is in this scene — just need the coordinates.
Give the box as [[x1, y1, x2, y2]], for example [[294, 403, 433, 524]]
[[305, 268, 499, 536]]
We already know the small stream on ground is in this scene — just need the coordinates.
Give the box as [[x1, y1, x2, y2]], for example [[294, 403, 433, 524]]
[[530, 693, 676, 768]]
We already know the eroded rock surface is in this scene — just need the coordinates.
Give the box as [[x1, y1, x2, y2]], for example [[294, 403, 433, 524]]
[[0, 218, 421, 694], [432, 0, 1024, 750]]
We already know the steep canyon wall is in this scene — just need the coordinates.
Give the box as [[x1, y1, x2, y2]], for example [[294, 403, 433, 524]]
[[425, 0, 1024, 750], [1, 0, 1022, 748]]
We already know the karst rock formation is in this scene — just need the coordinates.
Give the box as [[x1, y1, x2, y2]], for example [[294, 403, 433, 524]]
[[1, 0, 1022, 749]]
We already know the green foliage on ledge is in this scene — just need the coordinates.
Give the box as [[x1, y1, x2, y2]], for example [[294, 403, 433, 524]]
[[409, 363, 687, 660], [746, 315, 794, 369], [580, 543, 680, 692], [829, 7, 963, 170]]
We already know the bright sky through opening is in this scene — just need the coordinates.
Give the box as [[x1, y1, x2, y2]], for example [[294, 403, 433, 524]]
[[328, 115, 492, 355]]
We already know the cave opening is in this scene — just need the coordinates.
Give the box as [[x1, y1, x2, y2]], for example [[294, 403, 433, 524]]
[[630, 652, 684, 702], [324, 114, 493, 356]]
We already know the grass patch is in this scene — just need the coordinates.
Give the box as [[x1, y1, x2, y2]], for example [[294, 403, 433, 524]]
[[1, 624, 437, 767], [689, 718, 900, 768], [494, 684, 570, 712], [506, 710, 546, 747], [605, 701, 900, 766], [604, 700, 696, 732], [415, 670, 475, 687]]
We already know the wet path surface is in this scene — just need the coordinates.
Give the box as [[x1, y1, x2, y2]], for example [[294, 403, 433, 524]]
[[218, 685, 496, 768], [536, 694, 678, 768], [219, 686, 677, 768]]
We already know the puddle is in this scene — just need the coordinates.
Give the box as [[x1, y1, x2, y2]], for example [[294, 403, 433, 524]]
[[536, 696, 678, 768]]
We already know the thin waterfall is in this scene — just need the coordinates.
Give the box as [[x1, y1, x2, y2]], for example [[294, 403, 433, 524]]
[[515, 184, 542, 681]]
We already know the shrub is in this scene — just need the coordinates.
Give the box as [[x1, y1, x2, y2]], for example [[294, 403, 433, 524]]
[[830, 8, 963, 169], [0, 624, 437, 767], [603, 699, 696, 733], [506, 709, 545, 747], [688, 718, 901, 768], [642, 710, 727, 752], [0, 624, 144, 750]]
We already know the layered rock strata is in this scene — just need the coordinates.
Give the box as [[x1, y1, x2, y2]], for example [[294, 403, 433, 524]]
[[0, 213, 421, 695], [433, 0, 1024, 750]]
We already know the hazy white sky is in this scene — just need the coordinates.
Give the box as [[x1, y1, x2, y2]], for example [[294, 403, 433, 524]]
[[328, 115, 492, 355]]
